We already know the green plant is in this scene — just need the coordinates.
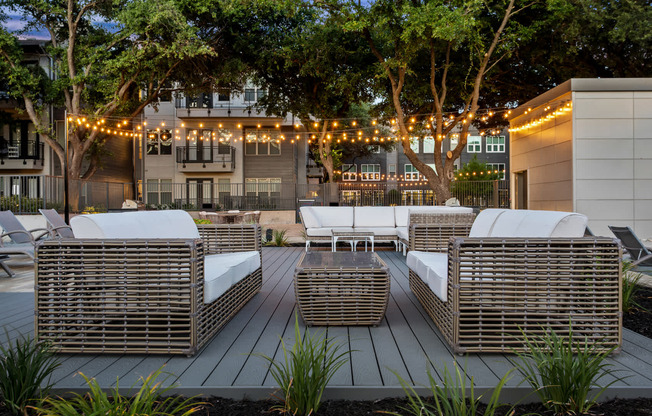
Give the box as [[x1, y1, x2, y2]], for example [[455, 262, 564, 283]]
[[193, 218, 212, 225], [264, 229, 290, 247], [254, 314, 349, 415], [513, 326, 622, 415], [34, 367, 201, 416], [389, 362, 512, 416], [0, 333, 61, 415], [622, 259, 645, 313]]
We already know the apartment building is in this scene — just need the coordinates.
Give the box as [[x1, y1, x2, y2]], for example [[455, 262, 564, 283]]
[[138, 84, 309, 210]]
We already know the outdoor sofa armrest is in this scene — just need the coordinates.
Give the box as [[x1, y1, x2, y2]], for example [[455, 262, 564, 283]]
[[197, 223, 261, 256], [408, 212, 476, 252], [410, 236, 622, 354]]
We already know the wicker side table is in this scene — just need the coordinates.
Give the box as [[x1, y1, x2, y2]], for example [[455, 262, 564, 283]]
[[294, 251, 390, 326]]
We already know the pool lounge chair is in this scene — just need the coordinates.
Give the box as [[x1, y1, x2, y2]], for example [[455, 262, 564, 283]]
[[0, 210, 51, 260], [38, 209, 74, 238], [609, 225, 652, 267]]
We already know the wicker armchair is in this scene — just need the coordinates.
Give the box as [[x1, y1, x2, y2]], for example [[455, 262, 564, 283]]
[[400, 212, 476, 254], [35, 214, 261, 356], [408, 209, 622, 354]]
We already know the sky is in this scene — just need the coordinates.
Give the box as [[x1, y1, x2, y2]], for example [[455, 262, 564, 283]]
[[2, 7, 50, 40]]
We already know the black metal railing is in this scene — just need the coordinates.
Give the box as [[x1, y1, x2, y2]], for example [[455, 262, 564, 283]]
[[175, 145, 236, 169]]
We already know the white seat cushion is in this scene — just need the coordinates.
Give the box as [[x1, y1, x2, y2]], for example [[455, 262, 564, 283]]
[[469, 209, 509, 237], [489, 210, 588, 238], [354, 227, 398, 236], [203, 251, 260, 304], [70, 210, 199, 239], [309, 207, 354, 227], [396, 226, 409, 241], [407, 251, 449, 302], [306, 227, 355, 237], [354, 207, 396, 228]]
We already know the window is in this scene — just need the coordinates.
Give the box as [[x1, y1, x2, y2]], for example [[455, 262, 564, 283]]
[[256, 89, 267, 100], [405, 164, 420, 181], [369, 145, 381, 153], [246, 178, 281, 199], [467, 136, 482, 153], [423, 137, 435, 153], [217, 88, 230, 101], [486, 135, 505, 153], [450, 135, 459, 149], [341, 190, 360, 206], [388, 164, 396, 177], [244, 88, 255, 101], [146, 179, 172, 205], [402, 190, 435, 205], [409, 137, 420, 153], [341, 164, 356, 181], [361, 164, 380, 181], [146, 129, 172, 155], [244, 129, 281, 155], [187, 93, 212, 108], [487, 163, 506, 180], [217, 178, 231, 206]]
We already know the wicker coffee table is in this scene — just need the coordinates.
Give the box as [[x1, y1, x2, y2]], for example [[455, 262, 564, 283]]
[[294, 251, 390, 326]]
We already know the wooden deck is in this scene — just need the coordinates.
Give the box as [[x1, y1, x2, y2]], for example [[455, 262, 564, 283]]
[[3, 247, 652, 401]]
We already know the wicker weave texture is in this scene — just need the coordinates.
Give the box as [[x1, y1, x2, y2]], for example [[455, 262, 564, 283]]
[[409, 237, 622, 354], [197, 224, 261, 255], [406, 212, 476, 252], [36, 225, 262, 355], [294, 253, 390, 326]]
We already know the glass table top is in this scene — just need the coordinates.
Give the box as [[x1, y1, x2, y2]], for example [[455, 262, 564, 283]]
[[297, 251, 385, 269]]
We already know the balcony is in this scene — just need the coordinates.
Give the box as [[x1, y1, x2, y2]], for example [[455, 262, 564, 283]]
[[0, 142, 45, 169], [176, 145, 236, 172]]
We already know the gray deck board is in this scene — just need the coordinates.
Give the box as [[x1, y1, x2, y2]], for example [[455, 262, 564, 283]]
[[0, 247, 652, 400]]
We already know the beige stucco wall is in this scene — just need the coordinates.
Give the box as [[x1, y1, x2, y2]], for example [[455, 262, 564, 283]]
[[510, 91, 574, 212], [573, 91, 652, 239]]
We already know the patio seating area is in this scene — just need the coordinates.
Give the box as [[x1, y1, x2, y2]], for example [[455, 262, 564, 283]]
[[2, 247, 652, 401]]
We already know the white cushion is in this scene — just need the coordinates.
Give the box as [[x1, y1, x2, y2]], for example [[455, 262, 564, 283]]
[[354, 207, 396, 228], [354, 227, 398, 236], [203, 251, 260, 304], [300, 207, 321, 229], [306, 227, 355, 237], [469, 209, 509, 237], [407, 251, 449, 302], [396, 226, 409, 241], [489, 210, 588, 238], [309, 207, 354, 227], [70, 210, 199, 239]]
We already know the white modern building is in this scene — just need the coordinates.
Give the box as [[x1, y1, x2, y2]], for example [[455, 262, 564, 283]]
[[508, 78, 652, 239]]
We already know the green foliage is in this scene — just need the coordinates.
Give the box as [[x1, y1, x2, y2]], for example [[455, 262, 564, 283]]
[[390, 362, 513, 416], [622, 260, 646, 314], [193, 218, 212, 225], [0, 334, 60, 415], [453, 155, 501, 182], [80, 205, 107, 214], [513, 326, 621, 415], [264, 229, 290, 247], [254, 314, 349, 416], [34, 367, 202, 416]]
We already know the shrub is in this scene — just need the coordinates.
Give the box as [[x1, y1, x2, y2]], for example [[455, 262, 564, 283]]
[[390, 362, 512, 416], [254, 314, 349, 415], [0, 334, 60, 415], [34, 367, 201, 416], [622, 260, 645, 313], [193, 218, 212, 225], [513, 326, 622, 415], [264, 229, 290, 247]]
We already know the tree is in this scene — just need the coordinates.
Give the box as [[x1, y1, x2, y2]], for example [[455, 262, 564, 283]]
[[323, 0, 541, 204], [232, 1, 393, 182], [0, 0, 235, 183]]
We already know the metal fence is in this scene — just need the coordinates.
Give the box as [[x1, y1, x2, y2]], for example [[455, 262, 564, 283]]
[[0, 175, 509, 214]]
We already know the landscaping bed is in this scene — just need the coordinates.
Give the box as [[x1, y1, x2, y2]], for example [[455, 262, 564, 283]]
[[623, 286, 652, 339]]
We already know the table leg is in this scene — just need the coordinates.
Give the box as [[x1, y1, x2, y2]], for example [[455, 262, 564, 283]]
[[371, 237, 375, 252]]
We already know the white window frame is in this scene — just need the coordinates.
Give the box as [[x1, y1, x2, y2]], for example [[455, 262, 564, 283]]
[[467, 136, 482, 153], [485, 135, 505, 153], [360, 164, 380, 181], [245, 178, 281, 196], [146, 178, 172, 205], [388, 163, 396, 177], [341, 164, 357, 181], [409, 137, 420, 153], [244, 129, 281, 155], [487, 163, 506, 180], [423, 137, 435, 153], [405, 164, 420, 181], [450, 136, 459, 150], [341, 190, 360, 205]]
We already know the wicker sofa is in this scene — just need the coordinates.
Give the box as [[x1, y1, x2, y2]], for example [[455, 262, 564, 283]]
[[35, 210, 262, 356], [407, 209, 622, 354], [300, 206, 474, 252]]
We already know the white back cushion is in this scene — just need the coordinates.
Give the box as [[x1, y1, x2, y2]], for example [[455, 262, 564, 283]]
[[70, 210, 200, 239], [299, 207, 321, 228], [354, 207, 396, 228], [309, 207, 354, 228], [488, 209, 588, 238], [469, 209, 509, 237]]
